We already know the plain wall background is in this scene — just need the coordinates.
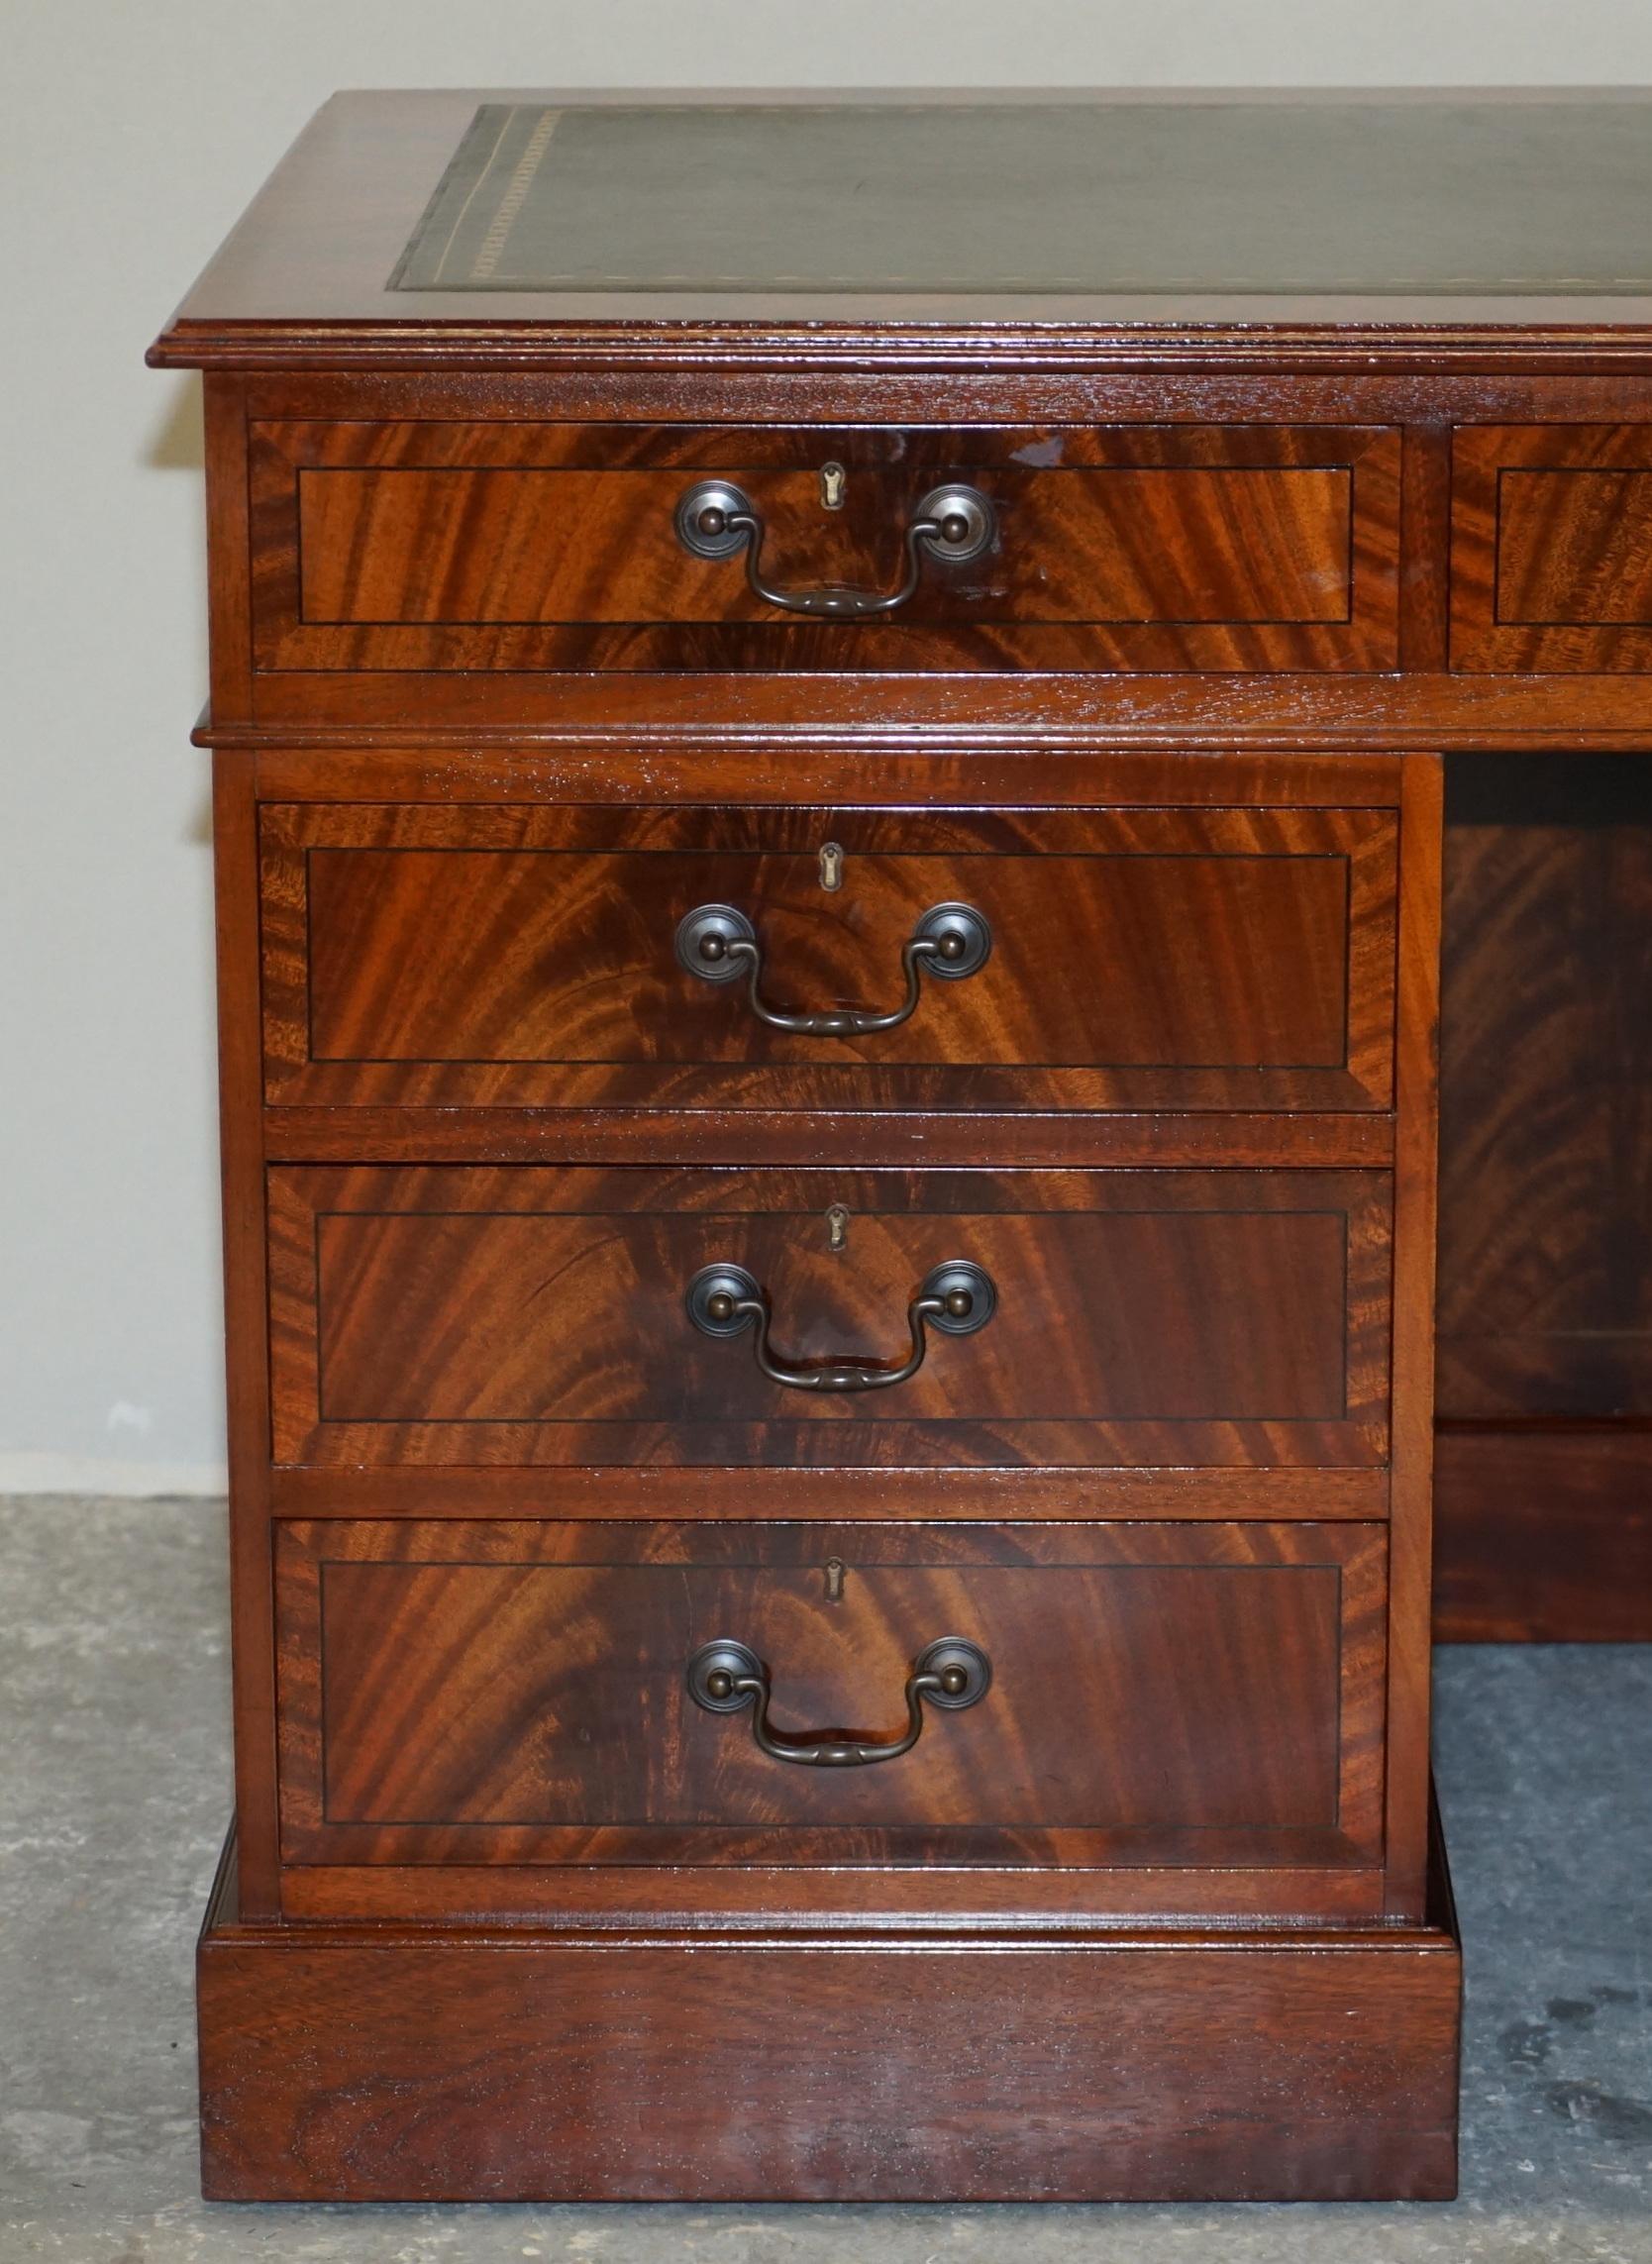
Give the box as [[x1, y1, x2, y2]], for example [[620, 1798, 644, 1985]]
[[7, 4, 1652, 1491]]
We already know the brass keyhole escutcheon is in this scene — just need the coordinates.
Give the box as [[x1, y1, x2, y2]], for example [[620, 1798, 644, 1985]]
[[818, 841, 845, 891], [825, 1203, 850, 1253], [820, 461, 847, 510]]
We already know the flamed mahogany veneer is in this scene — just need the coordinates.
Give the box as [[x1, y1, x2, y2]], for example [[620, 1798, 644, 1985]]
[[275, 1519, 1388, 1908], [147, 82, 1652, 2204], [262, 801, 1397, 1114], [268, 1164, 1392, 1469], [254, 420, 1401, 673]]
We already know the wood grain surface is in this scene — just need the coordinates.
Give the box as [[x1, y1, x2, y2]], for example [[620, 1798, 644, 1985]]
[[1382, 753, 1442, 1914], [1454, 425, 1652, 669], [1433, 753, 1652, 1634], [1437, 756, 1652, 1421], [196, 1816, 1462, 2203], [266, 1165, 1392, 1469], [250, 420, 1401, 674], [273, 1517, 1385, 1874], [210, 752, 280, 1919], [261, 800, 1396, 1113], [1434, 1423, 1652, 1640]]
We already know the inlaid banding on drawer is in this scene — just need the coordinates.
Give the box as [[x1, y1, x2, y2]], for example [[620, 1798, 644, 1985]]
[[274, 1517, 1387, 1882], [249, 422, 1401, 674], [267, 1166, 1392, 1469], [259, 803, 1397, 1114]]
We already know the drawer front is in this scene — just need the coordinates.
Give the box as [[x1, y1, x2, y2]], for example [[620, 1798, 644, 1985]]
[[261, 803, 1397, 1114], [274, 1519, 1387, 1876], [1454, 425, 1652, 669], [250, 423, 1401, 674], [267, 1166, 1391, 1469]]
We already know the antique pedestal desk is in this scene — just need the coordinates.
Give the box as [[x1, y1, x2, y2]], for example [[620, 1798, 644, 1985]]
[[148, 87, 1652, 2202]]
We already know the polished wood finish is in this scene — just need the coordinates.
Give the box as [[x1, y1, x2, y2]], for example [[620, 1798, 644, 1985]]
[[252, 420, 1400, 676], [266, 1165, 1391, 1469], [274, 1862, 1396, 1924], [261, 1104, 1394, 1170], [228, 656, 1652, 743], [275, 1518, 1384, 1889], [1433, 752, 1652, 1635], [262, 800, 1395, 1115], [1434, 1425, 1652, 1641], [1383, 752, 1443, 1914], [197, 1816, 1462, 2204], [210, 752, 279, 1918], [1437, 756, 1652, 1421], [248, 743, 1411, 805], [1454, 426, 1652, 670], [266, 1462, 1391, 1523]]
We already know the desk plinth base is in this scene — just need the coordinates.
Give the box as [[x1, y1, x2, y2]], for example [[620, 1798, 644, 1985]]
[[198, 1822, 1461, 2204]]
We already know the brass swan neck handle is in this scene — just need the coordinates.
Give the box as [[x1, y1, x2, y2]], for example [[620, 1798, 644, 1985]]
[[685, 1261, 996, 1393], [673, 478, 997, 619], [674, 900, 991, 1037], [685, 1637, 992, 1767]]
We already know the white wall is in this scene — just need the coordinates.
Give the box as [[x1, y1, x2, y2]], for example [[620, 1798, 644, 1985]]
[[6, 4, 1652, 1492]]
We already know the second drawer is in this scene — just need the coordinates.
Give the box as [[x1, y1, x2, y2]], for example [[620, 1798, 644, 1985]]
[[267, 1164, 1391, 1469], [260, 801, 1398, 1113]]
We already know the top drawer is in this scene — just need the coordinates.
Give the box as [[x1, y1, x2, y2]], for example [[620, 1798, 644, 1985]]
[[249, 423, 1401, 675]]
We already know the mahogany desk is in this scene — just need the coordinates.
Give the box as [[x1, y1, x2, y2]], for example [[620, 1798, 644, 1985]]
[[152, 89, 1652, 2203]]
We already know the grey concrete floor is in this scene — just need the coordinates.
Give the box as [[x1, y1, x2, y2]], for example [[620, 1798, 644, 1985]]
[[1, 1494, 1648, 2263]]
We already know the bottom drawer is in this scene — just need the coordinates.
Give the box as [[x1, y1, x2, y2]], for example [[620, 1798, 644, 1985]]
[[275, 1520, 1387, 1894]]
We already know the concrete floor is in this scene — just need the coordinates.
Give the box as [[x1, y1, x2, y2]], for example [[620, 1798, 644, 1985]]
[[1, 1495, 1648, 2263]]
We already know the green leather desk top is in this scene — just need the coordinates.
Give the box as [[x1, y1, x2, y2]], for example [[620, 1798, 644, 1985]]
[[391, 97, 1652, 296]]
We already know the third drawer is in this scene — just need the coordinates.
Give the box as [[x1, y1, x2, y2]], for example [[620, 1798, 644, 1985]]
[[268, 1163, 1391, 1470]]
